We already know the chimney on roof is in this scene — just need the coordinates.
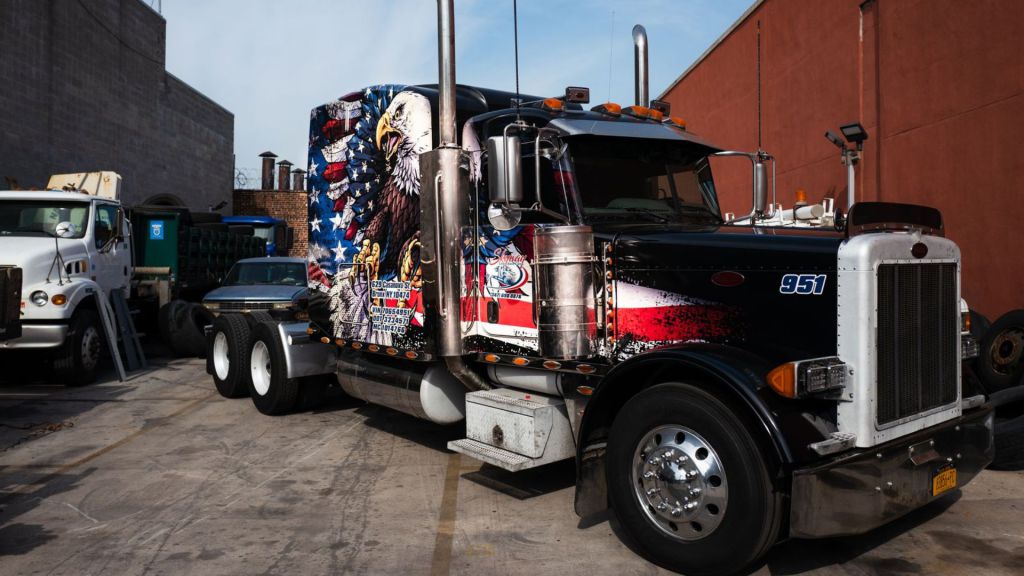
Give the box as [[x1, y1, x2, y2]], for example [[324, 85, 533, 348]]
[[277, 159, 293, 190], [259, 151, 277, 190], [291, 168, 306, 192]]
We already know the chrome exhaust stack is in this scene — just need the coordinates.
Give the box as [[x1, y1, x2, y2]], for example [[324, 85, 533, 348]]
[[632, 24, 649, 107], [421, 0, 490, 391]]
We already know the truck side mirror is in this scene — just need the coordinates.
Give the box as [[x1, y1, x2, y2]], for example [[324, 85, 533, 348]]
[[486, 136, 523, 204], [754, 161, 768, 217], [115, 208, 126, 240]]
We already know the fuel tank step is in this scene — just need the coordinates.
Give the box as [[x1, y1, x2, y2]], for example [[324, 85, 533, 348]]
[[447, 438, 535, 472]]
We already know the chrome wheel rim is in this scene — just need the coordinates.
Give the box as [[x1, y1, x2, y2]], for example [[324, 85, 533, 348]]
[[212, 332, 230, 380], [631, 425, 728, 541], [250, 340, 271, 396], [81, 325, 101, 371]]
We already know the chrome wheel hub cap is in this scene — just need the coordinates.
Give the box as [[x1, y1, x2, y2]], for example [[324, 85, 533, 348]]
[[81, 326, 101, 370], [212, 332, 230, 380], [250, 340, 271, 396], [632, 425, 728, 541]]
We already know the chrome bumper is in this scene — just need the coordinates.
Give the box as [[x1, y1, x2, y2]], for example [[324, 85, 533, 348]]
[[790, 406, 994, 538], [0, 324, 68, 349]]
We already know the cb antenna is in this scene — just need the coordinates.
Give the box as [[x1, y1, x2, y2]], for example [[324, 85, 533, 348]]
[[513, 0, 521, 120], [607, 10, 615, 103], [756, 19, 762, 149]]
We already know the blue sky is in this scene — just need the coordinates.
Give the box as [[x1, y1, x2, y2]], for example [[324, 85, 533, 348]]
[[162, 0, 753, 186]]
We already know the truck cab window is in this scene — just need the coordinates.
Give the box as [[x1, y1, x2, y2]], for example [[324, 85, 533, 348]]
[[0, 201, 89, 238], [482, 140, 575, 224], [568, 137, 721, 223], [95, 204, 117, 248]]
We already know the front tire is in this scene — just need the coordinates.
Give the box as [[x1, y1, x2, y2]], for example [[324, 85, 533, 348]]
[[606, 383, 781, 576], [248, 322, 298, 415], [54, 309, 103, 386]]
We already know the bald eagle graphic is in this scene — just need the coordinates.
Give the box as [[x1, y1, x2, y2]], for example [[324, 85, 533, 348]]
[[353, 90, 432, 281]]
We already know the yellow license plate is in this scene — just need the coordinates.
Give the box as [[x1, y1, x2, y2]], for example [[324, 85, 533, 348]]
[[932, 466, 957, 496]]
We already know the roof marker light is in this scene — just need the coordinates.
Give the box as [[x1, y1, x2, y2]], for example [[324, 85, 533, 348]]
[[542, 98, 565, 112], [591, 102, 622, 116]]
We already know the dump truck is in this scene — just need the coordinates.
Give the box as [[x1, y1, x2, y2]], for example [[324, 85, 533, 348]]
[[204, 3, 994, 574]]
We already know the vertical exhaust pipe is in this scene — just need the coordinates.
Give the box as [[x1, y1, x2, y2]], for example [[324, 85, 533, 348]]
[[437, 0, 457, 148], [427, 0, 489, 391], [632, 24, 649, 107], [292, 168, 306, 192]]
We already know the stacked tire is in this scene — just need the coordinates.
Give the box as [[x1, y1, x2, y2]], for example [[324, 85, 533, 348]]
[[159, 300, 215, 357], [974, 309, 1024, 471]]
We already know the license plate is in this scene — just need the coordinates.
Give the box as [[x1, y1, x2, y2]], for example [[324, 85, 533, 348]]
[[932, 465, 957, 496]]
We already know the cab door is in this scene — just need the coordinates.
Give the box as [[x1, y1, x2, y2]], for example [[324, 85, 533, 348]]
[[92, 202, 130, 297]]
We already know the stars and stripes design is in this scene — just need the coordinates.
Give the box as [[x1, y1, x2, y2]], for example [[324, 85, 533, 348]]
[[307, 85, 408, 290]]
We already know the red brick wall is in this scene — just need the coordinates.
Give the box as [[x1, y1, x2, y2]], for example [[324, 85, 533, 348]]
[[232, 189, 308, 258], [661, 0, 1024, 318]]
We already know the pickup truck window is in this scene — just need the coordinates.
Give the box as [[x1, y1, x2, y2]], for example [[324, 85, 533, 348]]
[[223, 262, 307, 287], [568, 137, 721, 223], [0, 200, 90, 238]]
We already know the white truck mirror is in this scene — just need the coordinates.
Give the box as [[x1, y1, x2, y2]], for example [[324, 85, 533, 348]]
[[55, 221, 77, 238]]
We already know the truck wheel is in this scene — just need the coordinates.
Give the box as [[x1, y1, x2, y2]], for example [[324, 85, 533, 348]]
[[209, 314, 252, 398], [245, 311, 274, 325], [978, 310, 1024, 393], [54, 309, 103, 386], [606, 383, 781, 576], [248, 322, 298, 415], [158, 300, 190, 357]]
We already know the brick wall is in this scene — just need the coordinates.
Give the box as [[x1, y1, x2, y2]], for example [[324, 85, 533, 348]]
[[0, 0, 233, 211], [232, 189, 308, 258]]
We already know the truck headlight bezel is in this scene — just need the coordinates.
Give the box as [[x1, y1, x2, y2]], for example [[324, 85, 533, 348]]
[[30, 290, 48, 307]]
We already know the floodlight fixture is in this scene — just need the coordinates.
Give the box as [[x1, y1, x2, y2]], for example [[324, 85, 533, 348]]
[[839, 122, 868, 149], [825, 130, 845, 150]]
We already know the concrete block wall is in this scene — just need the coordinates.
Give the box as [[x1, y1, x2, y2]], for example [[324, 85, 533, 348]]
[[0, 0, 233, 211], [233, 189, 308, 259]]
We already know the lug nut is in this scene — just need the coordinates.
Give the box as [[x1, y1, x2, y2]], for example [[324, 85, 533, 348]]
[[671, 507, 682, 517], [685, 501, 699, 511], [643, 471, 655, 479]]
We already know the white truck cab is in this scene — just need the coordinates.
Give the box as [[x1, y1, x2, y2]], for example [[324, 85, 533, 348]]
[[0, 172, 132, 384]]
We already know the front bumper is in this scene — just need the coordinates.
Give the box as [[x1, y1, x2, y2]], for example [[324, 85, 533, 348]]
[[0, 323, 69, 349], [789, 405, 994, 539]]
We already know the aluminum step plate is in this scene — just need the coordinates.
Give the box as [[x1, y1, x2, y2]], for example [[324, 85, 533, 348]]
[[447, 438, 540, 472]]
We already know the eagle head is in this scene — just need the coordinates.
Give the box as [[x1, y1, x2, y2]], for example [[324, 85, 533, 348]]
[[375, 91, 431, 195]]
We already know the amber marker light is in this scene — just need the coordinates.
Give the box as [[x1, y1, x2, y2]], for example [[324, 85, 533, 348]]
[[513, 357, 530, 366], [795, 189, 808, 204], [404, 350, 419, 359], [351, 342, 363, 350], [665, 116, 687, 130], [577, 364, 596, 374], [576, 385, 595, 396], [542, 98, 565, 112], [51, 294, 67, 306], [320, 337, 330, 344], [368, 344, 379, 352], [591, 102, 622, 116], [386, 347, 398, 356], [767, 362, 797, 398], [543, 360, 561, 370], [484, 354, 500, 363], [306, 327, 315, 335]]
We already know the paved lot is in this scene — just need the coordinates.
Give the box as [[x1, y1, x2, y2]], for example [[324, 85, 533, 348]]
[[1, 353, 1023, 576]]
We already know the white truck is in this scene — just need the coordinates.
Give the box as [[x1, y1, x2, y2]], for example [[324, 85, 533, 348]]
[[0, 172, 131, 385]]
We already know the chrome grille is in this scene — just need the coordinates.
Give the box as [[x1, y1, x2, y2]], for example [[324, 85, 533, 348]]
[[218, 301, 275, 311], [876, 263, 958, 425]]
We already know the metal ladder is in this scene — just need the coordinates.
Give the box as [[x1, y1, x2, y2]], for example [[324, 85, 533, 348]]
[[97, 288, 147, 380]]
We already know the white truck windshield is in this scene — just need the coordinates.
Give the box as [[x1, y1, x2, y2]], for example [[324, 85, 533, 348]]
[[0, 200, 90, 238]]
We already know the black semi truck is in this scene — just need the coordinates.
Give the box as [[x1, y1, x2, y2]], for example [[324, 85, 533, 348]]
[[206, 3, 994, 574]]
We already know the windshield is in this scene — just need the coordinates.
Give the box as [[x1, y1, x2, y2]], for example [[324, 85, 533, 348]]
[[251, 225, 273, 242], [223, 262, 306, 286], [567, 137, 721, 223], [0, 200, 90, 238]]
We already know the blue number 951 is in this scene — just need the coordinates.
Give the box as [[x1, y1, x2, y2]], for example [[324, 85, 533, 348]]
[[780, 274, 827, 295]]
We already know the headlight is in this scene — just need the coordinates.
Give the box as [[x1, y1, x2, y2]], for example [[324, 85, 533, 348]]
[[203, 301, 220, 310], [30, 290, 48, 307]]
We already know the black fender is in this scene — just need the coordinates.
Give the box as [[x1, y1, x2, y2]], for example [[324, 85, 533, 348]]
[[573, 343, 835, 518]]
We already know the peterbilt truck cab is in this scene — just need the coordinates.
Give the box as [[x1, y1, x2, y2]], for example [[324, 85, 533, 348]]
[[0, 172, 131, 384], [204, 5, 994, 575]]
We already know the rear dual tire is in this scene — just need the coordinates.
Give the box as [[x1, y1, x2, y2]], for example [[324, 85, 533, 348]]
[[209, 314, 252, 398], [248, 321, 299, 415], [606, 383, 782, 576]]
